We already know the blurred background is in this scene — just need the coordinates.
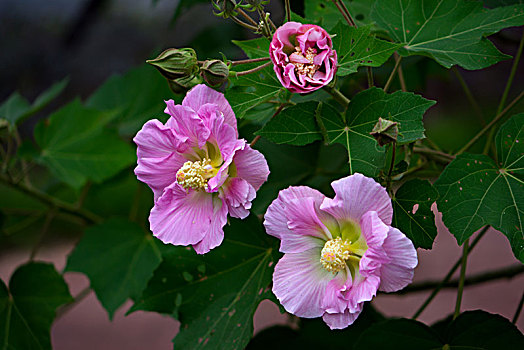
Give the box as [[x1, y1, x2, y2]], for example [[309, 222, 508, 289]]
[[0, 0, 523, 349]]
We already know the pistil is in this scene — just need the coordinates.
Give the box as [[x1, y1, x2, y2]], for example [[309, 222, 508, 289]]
[[176, 158, 214, 191], [320, 237, 356, 273]]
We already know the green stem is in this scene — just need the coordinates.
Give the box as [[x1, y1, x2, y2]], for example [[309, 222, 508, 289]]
[[384, 56, 402, 93], [0, 174, 102, 224], [453, 239, 469, 320], [452, 66, 486, 126], [483, 31, 524, 155], [455, 90, 524, 156], [230, 61, 271, 76], [332, 0, 356, 27], [237, 8, 258, 27], [285, 0, 291, 22], [29, 208, 57, 261], [230, 57, 270, 66], [230, 15, 258, 31], [397, 58, 406, 92], [386, 141, 397, 192], [413, 146, 455, 162], [324, 86, 350, 108], [412, 226, 489, 319], [512, 291, 524, 324], [55, 287, 92, 320], [367, 67, 374, 88]]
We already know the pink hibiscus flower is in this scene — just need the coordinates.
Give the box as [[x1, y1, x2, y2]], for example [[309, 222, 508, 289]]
[[270, 22, 337, 93], [264, 173, 417, 329], [134, 84, 269, 254]]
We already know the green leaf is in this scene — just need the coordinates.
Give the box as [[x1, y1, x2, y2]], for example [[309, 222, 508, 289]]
[[393, 179, 439, 249], [130, 215, 278, 350], [371, 0, 524, 69], [0, 78, 68, 128], [65, 218, 163, 319], [354, 311, 524, 349], [321, 87, 436, 176], [0, 93, 30, 127], [227, 39, 285, 119], [0, 262, 73, 350], [256, 102, 329, 146], [331, 23, 402, 76], [304, 0, 375, 27], [34, 99, 135, 189], [232, 38, 270, 60], [86, 65, 173, 136], [441, 310, 524, 349], [435, 113, 524, 262]]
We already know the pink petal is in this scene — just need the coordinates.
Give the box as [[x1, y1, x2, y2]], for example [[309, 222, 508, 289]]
[[192, 197, 228, 254], [221, 177, 256, 219], [360, 211, 389, 251], [379, 227, 418, 292], [164, 102, 210, 150], [346, 274, 380, 312], [133, 119, 187, 200], [321, 271, 351, 314], [322, 306, 362, 330], [286, 196, 331, 240], [272, 248, 333, 318], [232, 145, 269, 191], [320, 173, 393, 225], [182, 84, 237, 134], [149, 183, 213, 246], [264, 186, 327, 253]]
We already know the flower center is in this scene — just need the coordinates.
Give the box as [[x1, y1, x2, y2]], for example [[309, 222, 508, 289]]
[[320, 237, 358, 273], [291, 46, 319, 78], [176, 158, 214, 191]]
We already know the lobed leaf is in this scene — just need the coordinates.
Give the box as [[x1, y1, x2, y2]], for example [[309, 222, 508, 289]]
[[34, 99, 135, 189], [304, 0, 375, 27], [65, 218, 163, 319], [331, 23, 402, 76], [371, 0, 524, 69], [435, 113, 524, 262], [130, 215, 279, 350], [0, 262, 72, 350]]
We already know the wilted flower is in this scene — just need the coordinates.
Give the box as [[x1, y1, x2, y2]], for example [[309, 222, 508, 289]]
[[134, 84, 269, 254], [269, 22, 337, 93], [264, 174, 417, 329]]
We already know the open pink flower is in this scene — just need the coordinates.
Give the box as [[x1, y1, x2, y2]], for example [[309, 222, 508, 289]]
[[269, 21, 337, 93], [134, 84, 269, 254], [264, 174, 417, 329]]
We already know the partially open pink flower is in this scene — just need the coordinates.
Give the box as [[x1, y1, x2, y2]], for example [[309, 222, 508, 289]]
[[269, 22, 337, 93], [264, 174, 417, 329], [134, 84, 269, 254]]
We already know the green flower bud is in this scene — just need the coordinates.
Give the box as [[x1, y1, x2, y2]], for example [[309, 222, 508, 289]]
[[146, 48, 199, 80], [370, 117, 399, 146], [168, 74, 202, 94], [212, 0, 239, 18], [200, 60, 229, 87]]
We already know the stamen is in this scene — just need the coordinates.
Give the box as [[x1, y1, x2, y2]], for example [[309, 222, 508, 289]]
[[320, 237, 353, 273], [291, 46, 320, 78], [176, 158, 214, 191]]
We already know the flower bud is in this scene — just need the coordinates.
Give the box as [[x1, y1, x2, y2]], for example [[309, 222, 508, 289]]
[[370, 117, 399, 146], [200, 60, 229, 87], [146, 48, 199, 80], [212, 0, 239, 18]]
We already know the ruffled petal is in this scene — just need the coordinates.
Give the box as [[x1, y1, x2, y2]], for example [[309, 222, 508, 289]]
[[321, 270, 351, 314], [133, 119, 187, 200], [359, 211, 390, 277], [379, 227, 418, 292], [221, 177, 256, 219], [192, 197, 228, 254], [164, 102, 210, 150], [232, 145, 269, 191], [272, 248, 333, 318], [264, 186, 327, 253], [286, 197, 331, 240], [182, 84, 237, 134], [149, 183, 212, 246], [346, 274, 380, 313], [322, 306, 362, 330], [320, 173, 393, 225]]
